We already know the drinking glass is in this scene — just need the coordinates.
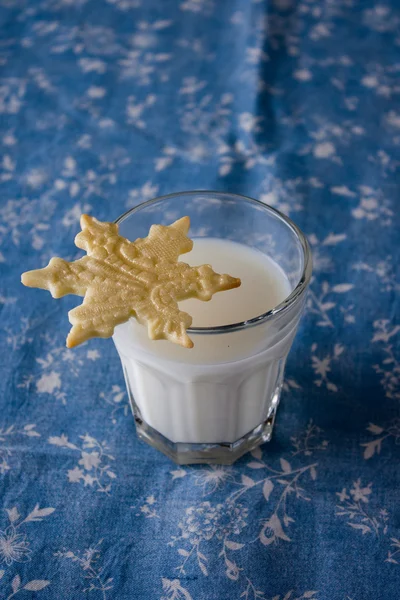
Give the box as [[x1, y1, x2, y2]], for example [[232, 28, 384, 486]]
[[113, 191, 312, 464]]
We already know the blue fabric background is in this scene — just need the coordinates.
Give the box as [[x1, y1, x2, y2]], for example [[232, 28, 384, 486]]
[[0, 1, 399, 599]]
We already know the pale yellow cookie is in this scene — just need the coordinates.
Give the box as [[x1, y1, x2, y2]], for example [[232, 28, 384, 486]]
[[21, 215, 241, 348]]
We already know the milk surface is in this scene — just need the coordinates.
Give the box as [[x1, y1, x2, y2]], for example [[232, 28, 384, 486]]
[[182, 238, 290, 327], [113, 238, 294, 444]]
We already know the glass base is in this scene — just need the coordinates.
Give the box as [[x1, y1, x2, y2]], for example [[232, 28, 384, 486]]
[[123, 360, 283, 464], [133, 414, 276, 464]]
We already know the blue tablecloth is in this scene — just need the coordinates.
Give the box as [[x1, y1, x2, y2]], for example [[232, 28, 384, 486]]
[[1, 1, 399, 598]]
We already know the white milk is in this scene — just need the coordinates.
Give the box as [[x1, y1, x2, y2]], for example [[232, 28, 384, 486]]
[[113, 238, 293, 444]]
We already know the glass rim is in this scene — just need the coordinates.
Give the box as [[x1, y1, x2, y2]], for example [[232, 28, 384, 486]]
[[115, 190, 312, 335]]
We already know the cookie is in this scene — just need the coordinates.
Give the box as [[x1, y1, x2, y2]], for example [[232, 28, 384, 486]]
[[21, 215, 241, 348]]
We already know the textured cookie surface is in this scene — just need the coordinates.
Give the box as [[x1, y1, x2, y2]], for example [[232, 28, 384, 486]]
[[21, 215, 241, 348]]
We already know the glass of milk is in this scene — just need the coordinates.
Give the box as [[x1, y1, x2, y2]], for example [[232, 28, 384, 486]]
[[113, 191, 312, 464]]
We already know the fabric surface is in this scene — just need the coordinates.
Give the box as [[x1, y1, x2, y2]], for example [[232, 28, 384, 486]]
[[1, 1, 399, 599]]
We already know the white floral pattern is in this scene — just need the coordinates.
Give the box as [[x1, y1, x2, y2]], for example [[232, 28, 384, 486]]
[[361, 420, 400, 460], [166, 440, 324, 596], [1, 0, 400, 597], [48, 434, 116, 494], [100, 385, 129, 424], [371, 320, 400, 400], [55, 540, 113, 598], [0, 506, 54, 598], [310, 343, 344, 392], [336, 480, 389, 536]]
